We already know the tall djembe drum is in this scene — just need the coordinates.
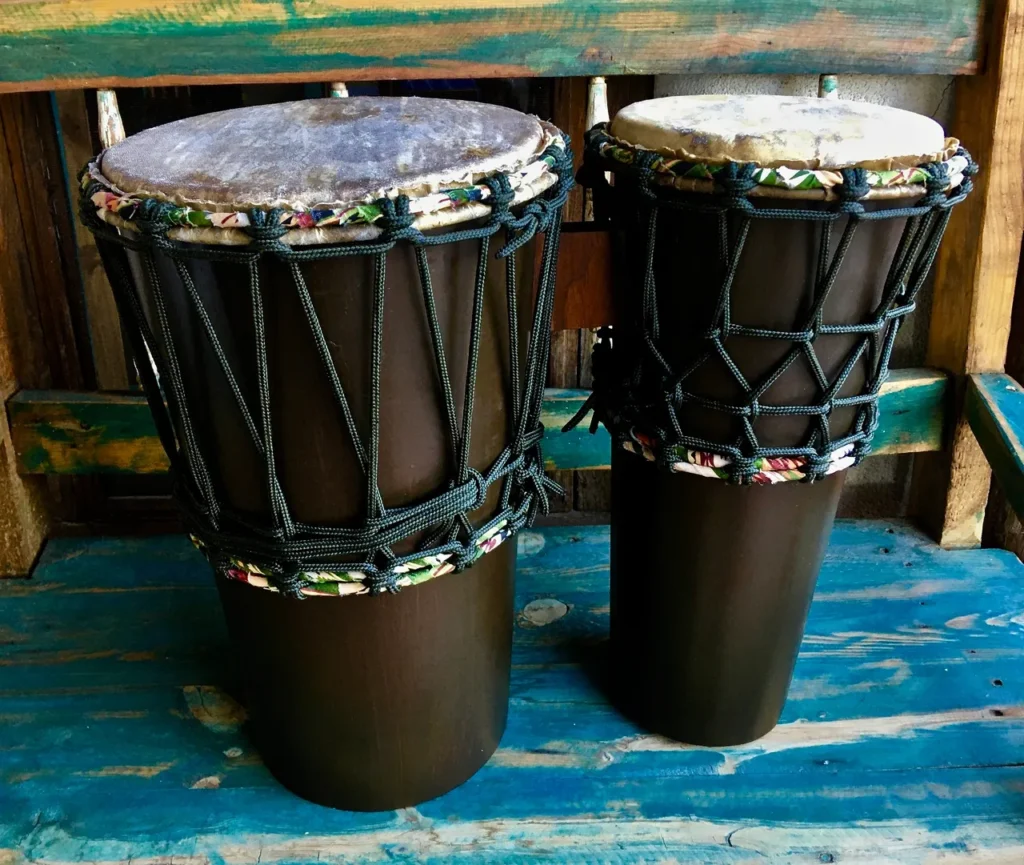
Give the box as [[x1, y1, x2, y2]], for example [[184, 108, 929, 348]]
[[574, 95, 973, 745], [80, 97, 572, 809]]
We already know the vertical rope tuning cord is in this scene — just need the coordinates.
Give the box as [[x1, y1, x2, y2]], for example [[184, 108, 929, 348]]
[[80, 138, 574, 598]]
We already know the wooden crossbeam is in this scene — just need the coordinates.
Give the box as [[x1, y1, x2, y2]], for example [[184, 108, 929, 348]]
[[0, 1, 985, 94], [7, 369, 948, 476], [910, 0, 1024, 547]]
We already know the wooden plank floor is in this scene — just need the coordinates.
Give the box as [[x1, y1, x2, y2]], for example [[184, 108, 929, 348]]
[[1, 521, 1023, 863]]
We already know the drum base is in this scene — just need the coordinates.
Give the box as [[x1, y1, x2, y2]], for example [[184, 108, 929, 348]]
[[611, 450, 845, 746], [216, 542, 515, 811]]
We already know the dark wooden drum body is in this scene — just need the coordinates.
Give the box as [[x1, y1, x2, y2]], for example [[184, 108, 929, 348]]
[[590, 95, 971, 746], [83, 97, 571, 809], [609, 200, 906, 746], [130, 236, 529, 808]]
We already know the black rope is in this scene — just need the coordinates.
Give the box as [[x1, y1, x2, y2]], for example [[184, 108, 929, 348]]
[[567, 126, 975, 483], [80, 139, 574, 596]]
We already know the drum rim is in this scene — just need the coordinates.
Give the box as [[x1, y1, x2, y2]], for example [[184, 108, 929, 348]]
[[591, 126, 967, 202], [80, 122, 564, 247], [608, 94, 954, 172]]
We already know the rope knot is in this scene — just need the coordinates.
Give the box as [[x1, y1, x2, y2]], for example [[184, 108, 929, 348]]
[[135, 199, 175, 236], [838, 168, 870, 213], [380, 195, 417, 238], [467, 468, 488, 511], [483, 174, 516, 211], [244, 209, 288, 247], [366, 568, 399, 595], [268, 563, 308, 600], [805, 453, 833, 479], [716, 162, 759, 199]]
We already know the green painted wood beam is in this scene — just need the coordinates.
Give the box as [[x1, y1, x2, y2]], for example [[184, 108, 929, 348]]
[[965, 373, 1024, 520], [7, 368, 948, 475], [0, 1, 984, 93]]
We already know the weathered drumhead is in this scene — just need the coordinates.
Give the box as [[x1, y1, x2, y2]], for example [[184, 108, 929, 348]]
[[100, 97, 551, 211], [609, 95, 952, 170]]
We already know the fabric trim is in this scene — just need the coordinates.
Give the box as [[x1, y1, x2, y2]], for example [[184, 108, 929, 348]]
[[594, 136, 968, 200], [82, 141, 564, 242], [622, 429, 855, 485], [193, 520, 511, 598]]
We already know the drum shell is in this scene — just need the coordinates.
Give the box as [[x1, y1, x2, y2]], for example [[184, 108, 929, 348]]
[[612, 453, 843, 745], [114, 228, 536, 809], [608, 191, 914, 744]]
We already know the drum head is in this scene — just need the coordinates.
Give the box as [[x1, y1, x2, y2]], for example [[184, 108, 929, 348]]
[[99, 97, 551, 212], [608, 94, 952, 170]]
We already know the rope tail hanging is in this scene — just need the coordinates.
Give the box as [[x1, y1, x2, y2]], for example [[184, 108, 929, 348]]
[[567, 125, 975, 485], [80, 137, 574, 598]]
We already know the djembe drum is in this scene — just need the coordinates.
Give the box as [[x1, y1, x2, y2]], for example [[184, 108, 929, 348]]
[[574, 95, 973, 745], [79, 97, 572, 809]]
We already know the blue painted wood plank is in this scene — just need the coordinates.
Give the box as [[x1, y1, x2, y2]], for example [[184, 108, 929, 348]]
[[966, 373, 1024, 519], [2, 522, 1024, 861], [543, 368, 948, 470], [0, 1, 983, 95]]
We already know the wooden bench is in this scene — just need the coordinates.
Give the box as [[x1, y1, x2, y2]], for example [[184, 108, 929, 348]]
[[3, 0, 1024, 860]]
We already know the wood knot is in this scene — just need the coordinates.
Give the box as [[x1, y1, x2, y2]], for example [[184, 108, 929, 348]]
[[520, 598, 569, 627]]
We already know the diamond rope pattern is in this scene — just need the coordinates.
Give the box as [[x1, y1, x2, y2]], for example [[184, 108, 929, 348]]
[[567, 125, 975, 484]]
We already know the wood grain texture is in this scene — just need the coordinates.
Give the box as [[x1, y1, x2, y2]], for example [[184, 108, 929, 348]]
[[0, 1, 985, 94], [966, 374, 1024, 520], [52, 90, 129, 391], [544, 77, 589, 513], [0, 91, 98, 574], [912, 0, 1024, 548], [551, 227, 615, 332], [8, 391, 169, 475], [1, 520, 1023, 861], [7, 369, 948, 476], [0, 97, 53, 574], [982, 206, 1024, 558]]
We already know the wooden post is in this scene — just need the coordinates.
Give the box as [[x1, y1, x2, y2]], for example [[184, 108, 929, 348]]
[[817, 74, 839, 99], [54, 89, 129, 390], [911, 0, 1024, 547], [0, 94, 57, 573]]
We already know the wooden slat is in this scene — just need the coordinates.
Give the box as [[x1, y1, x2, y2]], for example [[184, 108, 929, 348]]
[[0, 1, 985, 93], [544, 77, 588, 514], [8, 391, 169, 475], [1, 522, 1024, 860], [7, 368, 948, 476], [966, 373, 1024, 521], [551, 227, 614, 332], [0, 90, 103, 574], [52, 90, 129, 391], [911, 0, 1024, 548]]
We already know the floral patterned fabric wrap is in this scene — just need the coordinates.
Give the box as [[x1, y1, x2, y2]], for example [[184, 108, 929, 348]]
[[192, 521, 512, 598], [622, 432, 855, 486], [591, 134, 969, 200]]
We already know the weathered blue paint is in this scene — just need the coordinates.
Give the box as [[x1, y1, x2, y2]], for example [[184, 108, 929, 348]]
[[966, 373, 1024, 519], [0, 1, 984, 94], [10, 369, 948, 475], [1, 521, 1023, 861]]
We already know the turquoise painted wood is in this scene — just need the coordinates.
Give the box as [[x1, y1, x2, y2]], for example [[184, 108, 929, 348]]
[[1, 521, 1023, 861], [8, 368, 948, 475], [0, 1, 984, 94], [966, 373, 1024, 520]]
